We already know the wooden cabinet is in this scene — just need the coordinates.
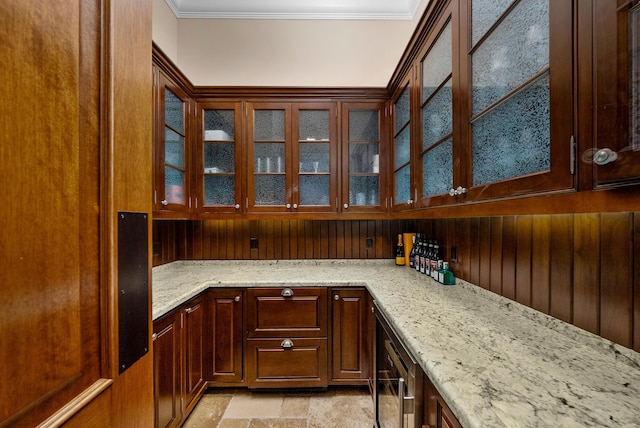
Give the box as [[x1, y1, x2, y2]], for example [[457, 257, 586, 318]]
[[585, 0, 640, 189], [245, 287, 328, 388], [206, 288, 245, 385], [247, 102, 338, 214], [423, 375, 461, 428], [330, 288, 371, 385], [183, 297, 206, 412], [153, 311, 182, 428], [153, 66, 193, 218], [341, 102, 389, 213], [391, 0, 575, 210], [153, 296, 205, 428], [194, 101, 245, 214]]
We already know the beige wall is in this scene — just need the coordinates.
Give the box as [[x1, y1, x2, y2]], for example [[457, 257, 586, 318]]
[[153, 0, 178, 62], [152, 0, 429, 87]]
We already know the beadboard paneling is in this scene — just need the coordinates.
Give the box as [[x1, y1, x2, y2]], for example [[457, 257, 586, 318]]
[[152, 213, 639, 351]]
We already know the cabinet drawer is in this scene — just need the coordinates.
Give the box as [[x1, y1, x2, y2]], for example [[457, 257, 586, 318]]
[[246, 338, 328, 388], [246, 288, 327, 338]]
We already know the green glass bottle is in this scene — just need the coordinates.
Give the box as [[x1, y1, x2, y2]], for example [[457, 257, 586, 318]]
[[440, 262, 455, 285]]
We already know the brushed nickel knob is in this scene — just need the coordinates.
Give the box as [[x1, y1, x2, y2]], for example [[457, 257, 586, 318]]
[[234, 295, 240, 302]]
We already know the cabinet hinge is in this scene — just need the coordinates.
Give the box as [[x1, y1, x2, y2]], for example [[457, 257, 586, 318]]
[[570, 135, 576, 175]]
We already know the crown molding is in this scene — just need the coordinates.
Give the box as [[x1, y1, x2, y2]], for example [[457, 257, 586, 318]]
[[164, 0, 424, 20]]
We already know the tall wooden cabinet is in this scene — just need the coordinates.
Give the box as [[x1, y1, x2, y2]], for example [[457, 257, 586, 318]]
[[153, 312, 181, 428]]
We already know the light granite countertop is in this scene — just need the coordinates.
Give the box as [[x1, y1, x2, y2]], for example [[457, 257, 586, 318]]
[[152, 260, 640, 428]]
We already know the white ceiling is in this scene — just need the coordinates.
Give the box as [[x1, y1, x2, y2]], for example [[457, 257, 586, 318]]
[[164, 0, 423, 20]]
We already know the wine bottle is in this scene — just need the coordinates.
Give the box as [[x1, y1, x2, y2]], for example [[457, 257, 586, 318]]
[[414, 234, 422, 272], [431, 242, 440, 279], [395, 234, 405, 266], [419, 237, 427, 274], [425, 240, 434, 276], [409, 234, 417, 269]]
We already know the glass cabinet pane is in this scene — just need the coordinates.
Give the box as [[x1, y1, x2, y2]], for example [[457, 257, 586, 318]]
[[299, 142, 329, 173], [165, 88, 184, 134], [349, 110, 379, 141], [471, 0, 549, 114], [165, 166, 184, 204], [204, 143, 234, 173], [423, 138, 453, 197], [299, 175, 329, 205], [204, 109, 234, 140], [255, 175, 286, 205], [255, 143, 285, 173], [255, 110, 285, 140], [422, 78, 452, 150], [349, 176, 379, 205], [395, 87, 411, 131], [204, 176, 235, 206], [422, 21, 452, 102], [299, 110, 329, 140], [471, 0, 516, 47], [395, 165, 411, 204], [472, 72, 550, 186], [165, 128, 184, 168], [394, 126, 410, 168], [349, 142, 379, 173]]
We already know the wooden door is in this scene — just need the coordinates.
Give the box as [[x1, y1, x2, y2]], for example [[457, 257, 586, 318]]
[[207, 289, 244, 384], [0, 1, 103, 426], [330, 288, 370, 384]]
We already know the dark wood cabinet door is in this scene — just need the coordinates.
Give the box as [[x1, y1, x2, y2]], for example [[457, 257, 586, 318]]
[[589, 0, 640, 188], [153, 314, 182, 428], [207, 289, 244, 384], [423, 374, 461, 428], [246, 287, 328, 338], [330, 288, 370, 384], [153, 68, 193, 218], [341, 102, 389, 214], [183, 297, 205, 411]]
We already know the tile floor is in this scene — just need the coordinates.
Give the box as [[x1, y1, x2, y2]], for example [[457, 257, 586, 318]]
[[183, 387, 375, 428]]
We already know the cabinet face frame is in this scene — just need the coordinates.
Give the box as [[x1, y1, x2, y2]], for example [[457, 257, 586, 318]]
[[340, 101, 389, 213], [154, 69, 193, 217], [194, 101, 245, 214]]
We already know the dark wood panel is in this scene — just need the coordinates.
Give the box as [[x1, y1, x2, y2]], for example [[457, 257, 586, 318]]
[[549, 215, 574, 323], [478, 218, 492, 290], [573, 214, 600, 335], [489, 217, 504, 295], [502, 217, 517, 300], [531, 215, 551, 314], [469, 218, 481, 286], [599, 213, 633, 348], [515, 216, 533, 306]]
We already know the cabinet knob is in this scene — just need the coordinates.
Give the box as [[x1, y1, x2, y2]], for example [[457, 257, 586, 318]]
[[334, 294, 340, 301], [235, 203, 240, 209], [343, 203, 348, 209], [152, 333, 158, 341], [161, 200, 168, 206], [281, 339, 294, 349], [293, 203, 298, 209], [281, 288, 294, 297], [593, 148, 618, 165], [407, 199, 414, 204], [286, 203, 291, 209], [449, 186, 467, 197], [234, 295, 240, 302], [185, 307, 193, 314]]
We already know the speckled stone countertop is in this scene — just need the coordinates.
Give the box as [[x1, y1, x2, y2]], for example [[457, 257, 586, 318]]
[[152, 260, 640, 428]]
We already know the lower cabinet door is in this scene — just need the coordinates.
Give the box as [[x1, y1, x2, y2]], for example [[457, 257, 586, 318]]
[[207, 288, 244, 385], [246, 338, 328, 388], [153, 315, 182, 428], [184, 297, 205, 412]]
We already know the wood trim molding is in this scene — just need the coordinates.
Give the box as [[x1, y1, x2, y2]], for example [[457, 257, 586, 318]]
[[36, 379, 113, 428]]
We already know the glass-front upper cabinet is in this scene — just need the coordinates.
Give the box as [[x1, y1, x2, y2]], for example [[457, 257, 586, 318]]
[[153, 69, 192, 218], [341, 102, 387, 213], [195, 101, 243, 214], [247, 102, 337, 213], [459, 0, 574, 201], [418, 6, 455, 207], [391, 79, 414, 210], [588, 0, 640, 188]]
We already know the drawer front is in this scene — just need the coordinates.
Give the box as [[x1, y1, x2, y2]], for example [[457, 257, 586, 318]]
[[246, 288, 327, 338], [246, 338, 328, 388]]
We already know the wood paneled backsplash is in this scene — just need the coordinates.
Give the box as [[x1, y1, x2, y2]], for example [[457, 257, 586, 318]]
[[153, 214, 639, 352]]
